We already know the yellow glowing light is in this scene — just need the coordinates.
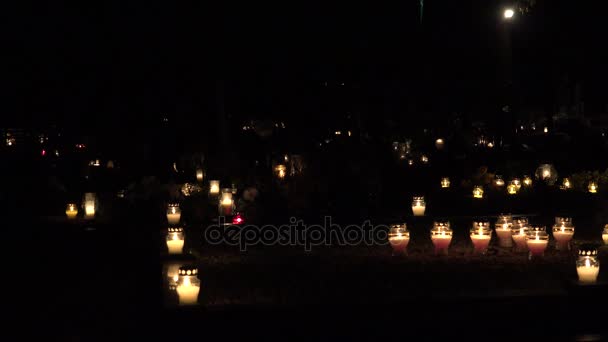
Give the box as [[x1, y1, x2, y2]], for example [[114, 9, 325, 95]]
[[473, 186, 484, 199], [441, 177, 450, 188], [504, 8, 514, 19], [588, 181, 598, 193]]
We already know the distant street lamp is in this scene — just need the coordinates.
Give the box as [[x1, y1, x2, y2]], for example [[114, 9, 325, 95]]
[[504, 8, 515, 19]]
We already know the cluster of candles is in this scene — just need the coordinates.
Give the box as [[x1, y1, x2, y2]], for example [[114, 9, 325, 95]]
[[164, 265, 200, 306], [64, 192, 97, 220], [389, 215, 604, 283]]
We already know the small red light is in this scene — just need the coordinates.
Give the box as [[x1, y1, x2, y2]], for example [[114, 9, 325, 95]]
[[232, 215, 244, 225], [41, 149, 46, 156]]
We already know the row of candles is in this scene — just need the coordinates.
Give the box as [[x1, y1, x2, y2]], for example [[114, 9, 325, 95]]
[[439, 176, 598, 195], [389, 215, 607, 283]]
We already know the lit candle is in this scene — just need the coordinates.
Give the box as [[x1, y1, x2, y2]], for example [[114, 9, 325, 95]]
[[166, 227, 185, 254], [441, 177, 450, 188], [523, 175, 532, 187], [388, 224, 410, 256], [470, 222, 492, 255], [507, 184, 518, 195], [431, 222, 452, 255], [562, 178, 571, 190], [473, 186, 484, 199], [511, 225, 529, 252], [209, 180, 220, 195], [435, 138, 445, 150], [495, 219, 513, 248], [176, 266, 200, 306], [167, 204, 181, 225], [66, 203, 78, 219], [576, 246, 600, 284], [83, 192, 96, 219], [219, 189, 234, 216], [511, 178, 521, 190], [603, 225, 608, 245], [421, 155, 429, 164], [196, 168, 204, 182], [588, 181, 598, 193], [552, 220, 574, 251], [411, 196, 426, 216], [495, 176, 505, 187], [526, 228, 549, 259]]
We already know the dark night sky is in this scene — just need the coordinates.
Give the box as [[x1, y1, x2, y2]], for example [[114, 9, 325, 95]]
[[1, 0, 606, 132]]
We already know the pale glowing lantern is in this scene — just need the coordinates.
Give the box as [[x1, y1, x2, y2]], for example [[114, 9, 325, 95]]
[[526, 227, 549, 260], [219, 189, 234, 216], [507, 184, 518, 195], [83, 193, 96, 219], [470, 222, 492, 255], [420, 155, 429, 164], [535, 164, 558, 185], [552, 220, 575, 251], [511, 178, 521, 190], [576, 245, 600, 284], [561, 178, 571, 190], [495, 176, 505, 187], [435, 138, 445, 150], [523, 175, 533, 187], [166, 204, 181, 225], [411, 196, 426, 216], [473, 186, 484, 199], [495, 214, 513, 247], [588, 181, 598, 193], [274, 164, 287, 180], [66, 203, 78, 219], [388, 224, 410, 256], [176, 266, 200, 306], [209, 180, 220, 195], [196, 168, 204, 182], [166, 227, 185, 254], [440, 177, 450, 188], [431, 222, 452, 255], [602, 225, 608, 245]]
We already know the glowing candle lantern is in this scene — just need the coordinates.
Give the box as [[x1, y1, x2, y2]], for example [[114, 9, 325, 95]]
[[470, 222, 492, 255], [507, 184, 518, 195], [588, 181, 598, 193], [523, 175, 533, 187], [176, 266, 200, 306], [511, 178, 521, 190], [219, 189, 234, 216], [495, 175, 505, 187], [420, 155, 429, 164], [388, 224, 410, 256], [196, 168, 204, 182], [603, 225, 608, 245], [576, 245, 600, 284], [473, 186, 484, 199], [431, 222, 452, 255], [274, 164, 287, 180], [511, 218, 529, 252], [209, 180, 220, 195], [407, 159, 414, 166], [562, 178, 571, 190], [166, 227, 185, 254], [552, 221, 575, 251], [83, 193, 96, 219], [66, 203, 78, 219], [167, 204, 181, 225], [526, 227, 549, 260], [535, 164, 558, 185], [411, 196, 426, 216], [495, 214, 513, 247], [441, 177, 450, 188], [435, 138, 445, 150]]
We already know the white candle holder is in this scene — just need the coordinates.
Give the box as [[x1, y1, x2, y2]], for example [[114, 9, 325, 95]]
[[441, 177, 450, 188], [166, 227, 185, 255], [176, 266, 200, 306], [495, 215, 513, 247], [552, 222, 575, 251], [473, 186, 484, 199], [431, 221, 452, 255], [511, 218, 529, 252], [471, 222, 492, 255], [526, 227, 549, 260], [167, 204, 181, 225], [412, 196, 426, 216], [209, 180, 220, 196], [388, 224, 410, 256], [219, 189, 234, 216], [83, 193, 97, 219], [66, 203, 78, 219], [576, 245, 600, 284]]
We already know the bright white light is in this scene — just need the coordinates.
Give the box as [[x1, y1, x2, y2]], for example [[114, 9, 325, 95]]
[[504, 8, 514, 19]]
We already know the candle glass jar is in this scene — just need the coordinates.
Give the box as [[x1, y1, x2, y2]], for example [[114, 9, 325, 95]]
[[526, 227, 549, 260], [196, 168, 204, 182], [470, 222, 492, 255], [603, 225, 608, 245], [82, 192, 97, 219], [588, 181, 598, 193], [552, 223, 575, 251], [511, 178, 521, 190], [495, 215, 513, 248], [507, 184, 518, 195], [523, 175, 533, 187], [420, 154, 429, 164], [511, 225, 529, 252], [561, 178, 571, 190], [441, 177, 450, 188], [388, 224, 410, 256], [473, 186, 484, 199], [412, 196, 426, 216], [576, 246, 600, 284], [495, 176, 505, 187], [218, 189, 234, 216], [176, 266, 200, 306], [274, 164, 287, 180], [535, 164, 558, 185], [166, 227, 185, 255], [167, 204, 181, 225], [431, 223, 452, 256], [66, 203, 78, 219], [209, 180, 220, 196]]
